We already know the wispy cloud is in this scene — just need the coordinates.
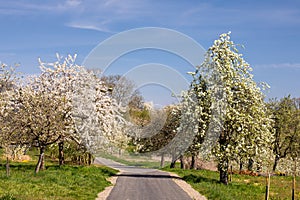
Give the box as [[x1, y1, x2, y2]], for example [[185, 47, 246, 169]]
[[66, 21, 114, 33], [62, 0, 149, 33], [0, 0, 82, 16]]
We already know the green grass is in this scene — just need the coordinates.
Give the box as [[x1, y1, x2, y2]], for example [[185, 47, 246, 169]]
[[164, 168, 300, 200], [98, 152, 171, 169], [0, 161, 117, 200]]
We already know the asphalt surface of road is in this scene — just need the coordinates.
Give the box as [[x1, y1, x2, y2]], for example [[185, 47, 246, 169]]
[[95, 157, 192, 200]]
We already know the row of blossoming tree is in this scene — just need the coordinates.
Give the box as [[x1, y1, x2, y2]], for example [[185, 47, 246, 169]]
[[0, 55, 129, 173], [176, 33, 300, 184], [0, 33, 299, 185], [132, 33, 299, 185]]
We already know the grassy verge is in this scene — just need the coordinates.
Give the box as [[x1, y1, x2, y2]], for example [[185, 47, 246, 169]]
[[164, 168, 300, 200], [98, 152, 171, 169], [0, 161, 117, 200]]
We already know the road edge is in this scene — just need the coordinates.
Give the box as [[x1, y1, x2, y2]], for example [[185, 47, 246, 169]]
[[167, 172, 207, 200], [95, 173, 120, 200]]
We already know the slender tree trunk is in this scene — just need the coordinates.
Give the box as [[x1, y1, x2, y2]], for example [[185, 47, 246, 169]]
[[170, 161, 176, 168], [219, 131, 229, 185], [265, 173, 270, 200], [292, 174, 295, 200], [160, 153, 165, 168], [292, 159, 296, 200], [35, 146, 45, 174], [41, 154, 45, 170], [180, 155, 184, 169], [239, 160, 243, 173], [229, 165, 233, 182], [190, 155, 197, 169], [248, 158, 254, 171], [88, 153, 92, 165], [170, 154, 177, 168], [58, 141, 64, 166], [6, 157, 10, 177], [272, 155, 280, 171], [219, 159, 229, 185], [219, 165, 229, 185]]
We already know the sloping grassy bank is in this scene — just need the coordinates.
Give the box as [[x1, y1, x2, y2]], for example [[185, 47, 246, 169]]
[[164, 168, 300, 200]]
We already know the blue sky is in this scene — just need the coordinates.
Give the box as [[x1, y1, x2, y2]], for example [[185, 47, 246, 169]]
[[0, 0, 299, 105]]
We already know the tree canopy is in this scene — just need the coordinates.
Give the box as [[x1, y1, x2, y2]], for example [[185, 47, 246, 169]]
[[180, 33, 273, 184]]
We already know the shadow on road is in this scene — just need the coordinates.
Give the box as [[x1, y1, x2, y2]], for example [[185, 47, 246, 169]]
[[116, 173, 183, 180]]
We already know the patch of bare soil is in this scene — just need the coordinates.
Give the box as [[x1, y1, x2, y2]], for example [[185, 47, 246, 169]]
[[2, 154, 31, 162], [196, 159, 218, 171]]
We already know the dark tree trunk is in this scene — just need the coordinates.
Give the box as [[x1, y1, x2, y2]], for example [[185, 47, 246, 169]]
[[88, 153, 92, 165], [170, 154, 177, 168], [247, 158, 254, 171], [58, 141, 64, 166], [229, 165, 233, 182], [180, 155, 184, 169], [190, 155, 197, 169], [219, 162, 229, 185], [239, 160, 243, 172], [170, 159, 176, 168], [220, 168, 228, 185], [273, 155, 280, 171], [170, 161, 176, 168], [35, 146, 45, 174], [160, 153, 165, 168], [219, 130, 229, 185]]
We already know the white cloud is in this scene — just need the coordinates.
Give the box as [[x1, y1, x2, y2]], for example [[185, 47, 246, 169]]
[[0, 0, 83, 16], [62, 0, 150, 33], [66, 21, 113, 33]]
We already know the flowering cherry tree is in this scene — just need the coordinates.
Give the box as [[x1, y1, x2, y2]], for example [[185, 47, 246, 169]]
[[71, 67, 129, 155], [37, 55, 129, 164], [1, 55, 128, 173], [181, 33, 273, 184], [0, 63, 20, 148]]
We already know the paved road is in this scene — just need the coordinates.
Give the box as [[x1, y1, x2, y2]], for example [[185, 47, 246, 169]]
[[95, 157, 192, 200]]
